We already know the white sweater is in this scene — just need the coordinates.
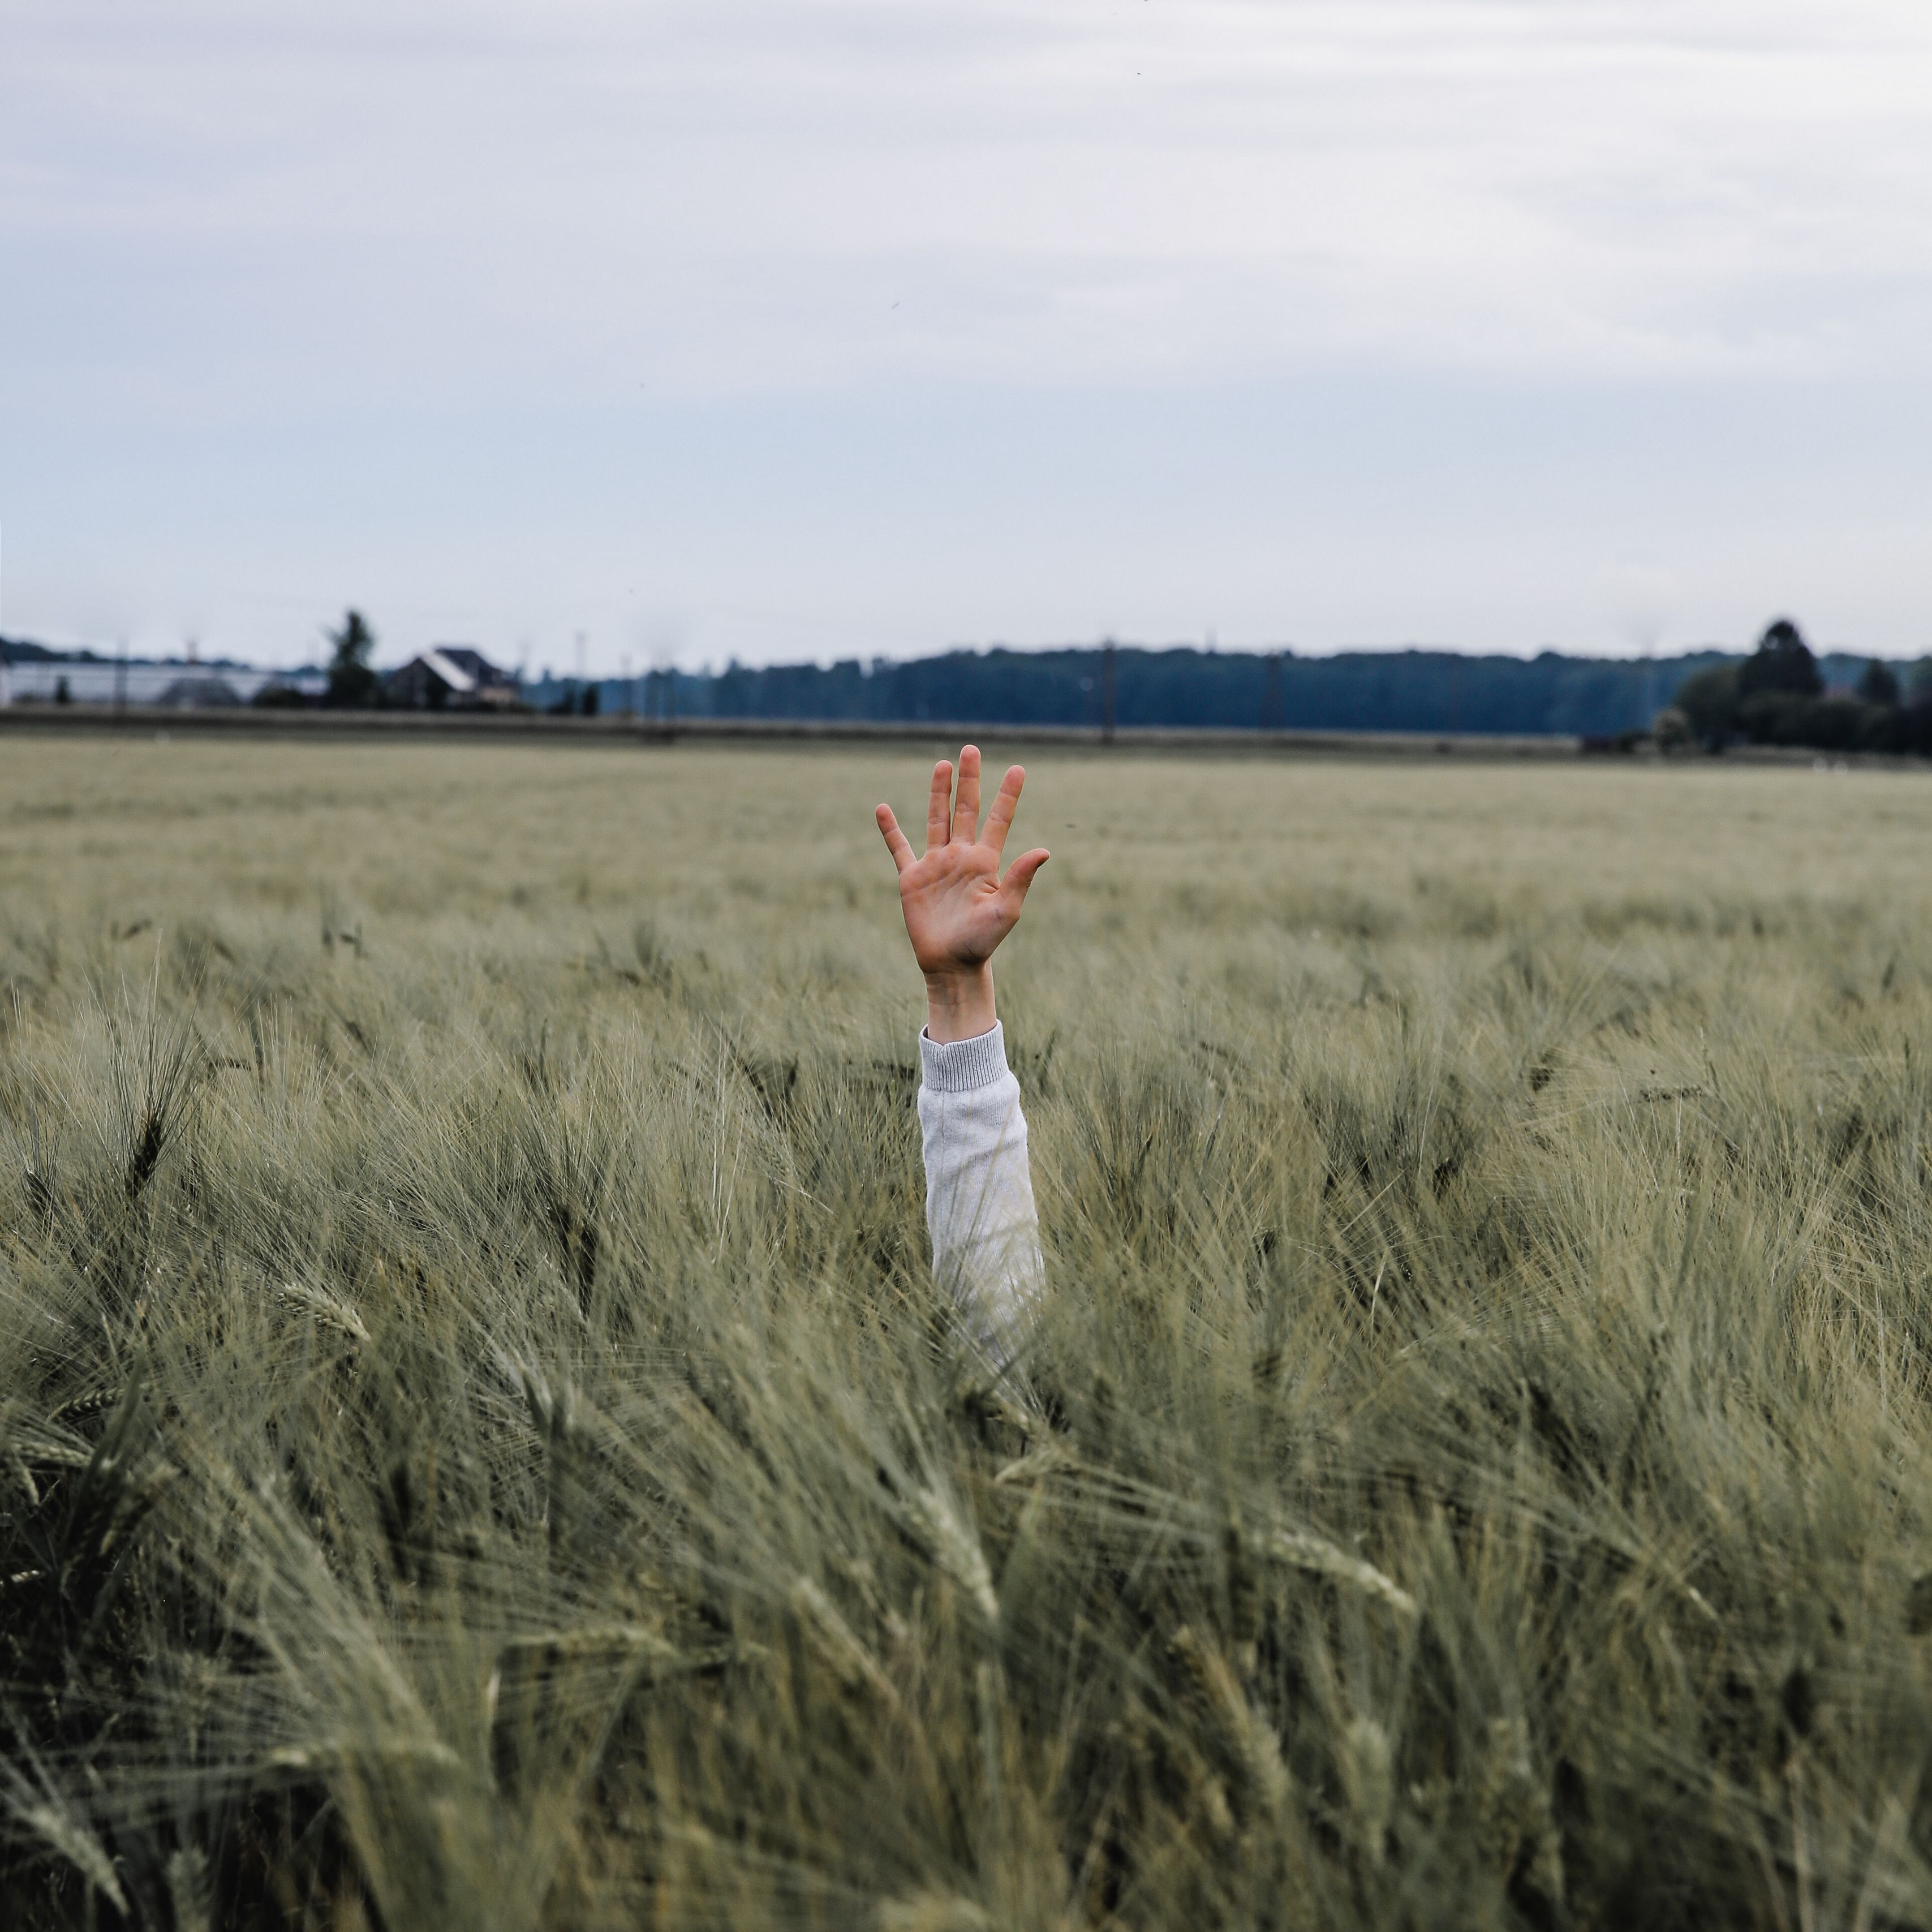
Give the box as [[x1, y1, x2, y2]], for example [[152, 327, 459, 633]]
[[916, 1022, 1044, 1363]]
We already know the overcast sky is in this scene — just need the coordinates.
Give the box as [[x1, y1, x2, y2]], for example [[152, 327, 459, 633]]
[[4, 0, 1930, 670]]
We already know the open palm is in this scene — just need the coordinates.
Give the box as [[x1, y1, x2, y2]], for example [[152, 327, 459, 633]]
[[876, 746, 1049, 977]]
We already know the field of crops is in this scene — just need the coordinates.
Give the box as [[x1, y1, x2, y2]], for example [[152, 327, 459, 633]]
[[6, 735, 1932, 1929]]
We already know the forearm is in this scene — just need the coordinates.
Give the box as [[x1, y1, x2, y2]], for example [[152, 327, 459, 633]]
[[917, 1021, 1043, 1363]]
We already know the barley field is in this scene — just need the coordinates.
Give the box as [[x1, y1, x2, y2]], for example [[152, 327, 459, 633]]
[[5, 735, 1932, 1930]]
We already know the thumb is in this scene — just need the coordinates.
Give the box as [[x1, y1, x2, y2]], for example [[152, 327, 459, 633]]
[[1000, 847, 1050, 907]]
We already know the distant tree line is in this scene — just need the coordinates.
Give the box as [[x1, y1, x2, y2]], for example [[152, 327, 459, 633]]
[[14, 614, 1932, 748], [1662, 620, 1932, 755], [623, 647, 1714, 737], [541, 636, 1927, 743]]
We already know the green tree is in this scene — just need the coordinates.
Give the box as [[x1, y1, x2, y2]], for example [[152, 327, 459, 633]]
[[1857, 659, 1900, 707], [325, 609, 381, 709], [1672, 664, 1740, 749], [1737, 618, 1822, 702]]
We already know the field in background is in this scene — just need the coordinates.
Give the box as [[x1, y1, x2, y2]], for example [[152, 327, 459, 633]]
[[6, 739, 1932, 1927]]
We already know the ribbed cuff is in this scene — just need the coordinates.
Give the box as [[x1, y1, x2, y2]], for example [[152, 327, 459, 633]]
[[919, 1021, 1010, 1094]]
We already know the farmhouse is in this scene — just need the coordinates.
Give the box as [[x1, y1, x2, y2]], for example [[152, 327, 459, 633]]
[[384, 646, 519, 709]]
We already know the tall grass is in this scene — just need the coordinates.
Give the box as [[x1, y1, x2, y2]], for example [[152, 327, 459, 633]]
[[5, 739, 1932, 1927]]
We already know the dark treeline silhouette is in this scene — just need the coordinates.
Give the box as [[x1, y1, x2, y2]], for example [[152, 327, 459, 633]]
[[535, 644, 1903, 739], [1663, 619, 1932, 755], [15, 623, 1929, 746]]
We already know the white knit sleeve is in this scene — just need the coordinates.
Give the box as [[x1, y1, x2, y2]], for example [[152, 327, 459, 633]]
[[916, 1021, 1044, 1363]]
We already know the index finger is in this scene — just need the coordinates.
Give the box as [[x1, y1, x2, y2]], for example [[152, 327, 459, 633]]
[[982, 765, 1026, 855]]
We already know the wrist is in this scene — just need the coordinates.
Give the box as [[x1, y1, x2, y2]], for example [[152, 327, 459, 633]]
[[923, 962, 996, 1043]]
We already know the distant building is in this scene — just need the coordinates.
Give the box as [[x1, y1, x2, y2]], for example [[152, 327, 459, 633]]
[[384, 647, 520, 709], [0, 659, 303, 704]]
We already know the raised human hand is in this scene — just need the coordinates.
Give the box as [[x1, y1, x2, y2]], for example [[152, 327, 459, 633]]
[[876, 746, 1049, 1040]]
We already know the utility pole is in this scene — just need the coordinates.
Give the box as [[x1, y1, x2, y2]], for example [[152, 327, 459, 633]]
[[1100, 638, 1117, 745]]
